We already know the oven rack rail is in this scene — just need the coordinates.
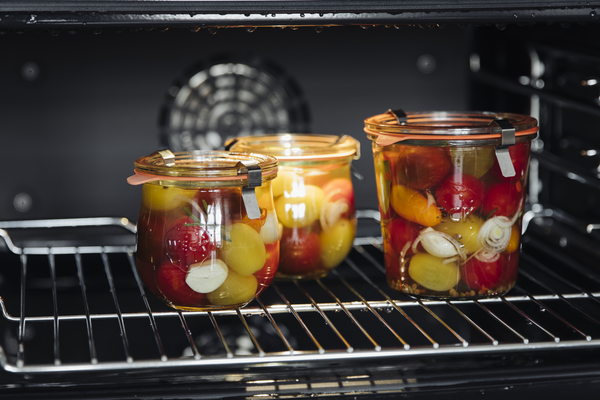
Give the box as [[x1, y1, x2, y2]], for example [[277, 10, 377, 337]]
[[1, 214, 600, 374]]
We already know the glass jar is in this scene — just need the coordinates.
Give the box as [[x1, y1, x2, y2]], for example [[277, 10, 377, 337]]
[[365, 111, 538, 299], [226, 134, 360, 280], [127, 150, 279, 311]]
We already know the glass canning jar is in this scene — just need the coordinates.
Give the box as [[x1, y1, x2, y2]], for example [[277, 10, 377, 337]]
[[128, 150, 279, 311], [365, 110, 538, 299], [226, 134, 360, 280]]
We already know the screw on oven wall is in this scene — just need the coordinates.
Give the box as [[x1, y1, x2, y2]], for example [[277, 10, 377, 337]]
[[13, 192, 32, 213], [21, 61, 40, 81], [417, 54, 436, 74]]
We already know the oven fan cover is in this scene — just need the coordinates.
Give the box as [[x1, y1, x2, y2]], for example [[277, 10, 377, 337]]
[[159, 55, 311, 151]]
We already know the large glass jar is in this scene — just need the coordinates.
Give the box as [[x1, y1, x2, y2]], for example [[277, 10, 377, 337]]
[[226, 134, 360, 280], [365, 111, 538, 299], [128, 150, 279, 311]]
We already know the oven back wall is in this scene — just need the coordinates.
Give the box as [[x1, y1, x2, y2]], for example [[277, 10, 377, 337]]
[[0, 26, 469, 221]]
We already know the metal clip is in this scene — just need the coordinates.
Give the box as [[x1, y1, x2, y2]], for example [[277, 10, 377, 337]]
[[388, 108, 407, 125], [492, 119, 516, 178], [239, 161, 262, 220], [224, 138, 238, 151], [157, 149, 176, 167]]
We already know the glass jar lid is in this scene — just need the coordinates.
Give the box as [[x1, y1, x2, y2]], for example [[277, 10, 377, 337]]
[[127, 150, 278, 185], [365, 110, 538, 146], [224, 134, 360, 162]]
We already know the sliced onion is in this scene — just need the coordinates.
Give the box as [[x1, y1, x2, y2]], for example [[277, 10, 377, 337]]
[[413, 227, 467, 261], [320, 189, 350, 232], [477, 199, 523, 253], [474, 249, 501, 263], [425, 190, 436, 210], [400, 240, 412, 263]]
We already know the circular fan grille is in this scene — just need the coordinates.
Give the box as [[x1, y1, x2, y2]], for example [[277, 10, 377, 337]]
[[160, 56, 311, 151]]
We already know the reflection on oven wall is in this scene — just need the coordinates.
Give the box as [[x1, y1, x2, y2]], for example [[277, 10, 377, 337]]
[[0, 26, 469, 222]]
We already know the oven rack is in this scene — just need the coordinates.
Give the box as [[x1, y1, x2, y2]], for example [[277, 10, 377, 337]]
[[1, 213, 600, 375]]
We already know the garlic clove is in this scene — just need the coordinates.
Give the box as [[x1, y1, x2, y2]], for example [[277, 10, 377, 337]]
[[260, 212, 279, 244], [419, 228, 459, 258], [185, 259, 229, 293]]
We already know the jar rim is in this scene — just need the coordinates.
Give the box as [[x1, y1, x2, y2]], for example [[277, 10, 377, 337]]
[[128, 150, 278, 185], [364, 111, 538, 146], [225, 133, 360, 161]]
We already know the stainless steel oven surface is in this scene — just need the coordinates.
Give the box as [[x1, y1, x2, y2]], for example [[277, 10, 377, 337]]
[[1, 1, 600, 398]]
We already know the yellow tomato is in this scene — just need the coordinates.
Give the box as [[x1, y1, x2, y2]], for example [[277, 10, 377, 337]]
[[409, 253, 460, 292], [275, 184, 324, 228], [142, 184, 194, 212], [390, 184, 441, 227], [434, 215, 484, 255], [320, 219, 356, 269], [506, 224, 521, 253], [207, 270, 258, 306], [222, 223, 266, 276]]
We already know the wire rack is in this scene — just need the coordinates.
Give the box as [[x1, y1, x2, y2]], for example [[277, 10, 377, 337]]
[[0, 211, 600, 375]]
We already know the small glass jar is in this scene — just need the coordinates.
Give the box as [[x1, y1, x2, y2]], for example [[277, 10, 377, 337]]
[[365, 111, 538, 299], [226, 134, 360, 280], [128, 150, 279, 311]]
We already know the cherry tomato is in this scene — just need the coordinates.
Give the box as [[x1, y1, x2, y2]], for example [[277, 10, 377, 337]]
[[396, 146, 452, 190], [386, 217, 419, 255], [483, 182, 522, 218], [435, 172, 484, 216], [165, 217, 215, 268], [322, 178, 355, 216], [490, 142, 531, 182], [255, 242, 279, 294], [390, 183, 442, 227], [156, 261, 206, 306], [279, 227, 322, 275], [460, 256, 503, 291]]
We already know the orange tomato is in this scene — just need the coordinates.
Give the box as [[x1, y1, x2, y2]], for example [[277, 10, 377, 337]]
[[390, 184, 442, 227]]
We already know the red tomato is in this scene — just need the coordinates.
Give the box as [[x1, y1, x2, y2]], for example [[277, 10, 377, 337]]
[[156, 261, 206, 306], [461, 256, 503, 291], [279, 227, 322, 275], [386, 217, 419, 255], [483, 182, 522, 217], [255, 242, 280, 294], [396, 146, 452, 190], [322, 178, 355, 217], [435, 172, 484, 216], [164, 217, 215, 268], [490, 142, 531, 182]]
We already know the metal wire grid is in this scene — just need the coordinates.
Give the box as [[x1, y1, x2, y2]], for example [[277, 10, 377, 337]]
[[0, 215, 600, 374]]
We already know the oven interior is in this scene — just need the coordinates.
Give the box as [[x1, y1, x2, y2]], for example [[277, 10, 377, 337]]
[[1, 3, 600, 398]]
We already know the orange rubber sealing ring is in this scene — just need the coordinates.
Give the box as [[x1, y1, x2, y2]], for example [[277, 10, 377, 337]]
[[127, 167, 278, 186], [365, 127, 539, 147]]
